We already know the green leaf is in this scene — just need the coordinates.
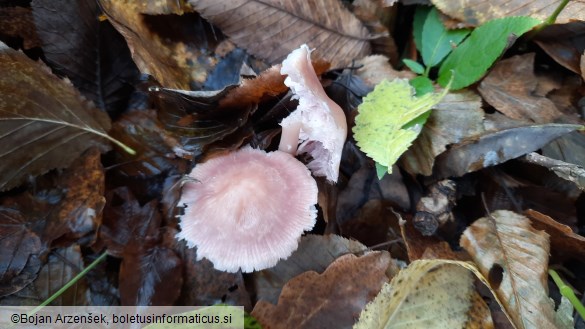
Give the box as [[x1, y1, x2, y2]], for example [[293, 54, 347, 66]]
[[421, 8, 470, 68], [409, 76, 434, 96], [413, 6, 431, 53], [438, 16, 541, 90], [353, 79, 449, 174], [402, 59, 425, 74], [375, 163, 388, 180]]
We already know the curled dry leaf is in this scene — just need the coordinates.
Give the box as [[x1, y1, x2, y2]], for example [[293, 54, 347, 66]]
[[433, 123, 583, 178], [0, 42, 112, 191], [252, 252, 391, 329], [460, 210, 556, 329], [355, 259, 492, 329], [478, 53, 563, 123], [99, 0, 205, 89], [431, 0, 585, 25], [535, 22, 585, 75], [252, 234, 369, 305], [188, 0, 372, 68]]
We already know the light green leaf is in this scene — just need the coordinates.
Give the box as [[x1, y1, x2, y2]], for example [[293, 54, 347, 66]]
[[375, 162, 388, 180], [421, 8, 470, 68], [438, 16, 541, 90], [353, 79, 448, 174], [402, 59, 425, 74]]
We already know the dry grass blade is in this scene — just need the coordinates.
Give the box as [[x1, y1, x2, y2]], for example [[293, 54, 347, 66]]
[[461, 210, 557, 329], [189, 0, 372, 68]]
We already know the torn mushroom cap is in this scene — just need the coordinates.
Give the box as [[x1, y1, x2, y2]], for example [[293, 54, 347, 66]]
[[176, 146, 318, 273], [279, 44, 347, 183]]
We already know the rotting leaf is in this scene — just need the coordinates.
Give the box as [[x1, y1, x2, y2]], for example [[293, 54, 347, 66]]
[[42, 148, 105, 248], [119, 246, 183, 306], [478, 53, 563, 123], [99, 187, 161, 257], [431, 0, 585, 26], [0, 6, 41, 49], [188, 0, 372, 68], [31, 0, 139, 115], [252, 234, 370, 305], [536, 22, 585, 75], [460, 210, 557, 329], [0, 41, 114, 192], [354, 259, 492, 329], [252, 252, 391, 329], [0, 208, 42, 297], [433, 123, 583, 178]]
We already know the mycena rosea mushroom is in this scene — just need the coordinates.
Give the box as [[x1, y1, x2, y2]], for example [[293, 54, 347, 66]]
[[176, 147, 318, 273], [279, 44, 348, 183]]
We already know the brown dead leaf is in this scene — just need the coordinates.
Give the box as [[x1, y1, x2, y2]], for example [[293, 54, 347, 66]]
[[461, 210, 557, 329], [129, 0, 193, 14], [0, 41, 112, 191], [402, 90, 484, 176], [119, 246, 183, 305], [252, 234, 370, 305], [31, 0, 139, 115], [524, 209, 585, 261], [433, 123, 583, 178], [431, 0, 585, 26], [399, 213, 453, 261], [0, 6, 41, 49], [252, 252, 391, 329], [42, 148, 105, 248], [478, 53, 562, 123], [354, 55, 415, 87], [99, 0, 212, 89], [188, 0, 372, 68], [535, 22, 585, 74], [351, 0, 399, 64], [0, 208, 42, 297]]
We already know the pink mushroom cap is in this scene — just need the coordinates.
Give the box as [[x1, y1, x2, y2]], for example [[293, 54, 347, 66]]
[[278, 44, 348, 183], [176, 146, 318, 273]]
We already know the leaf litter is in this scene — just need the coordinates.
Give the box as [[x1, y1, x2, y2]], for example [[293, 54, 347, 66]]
[[0, 1, 585, 328]]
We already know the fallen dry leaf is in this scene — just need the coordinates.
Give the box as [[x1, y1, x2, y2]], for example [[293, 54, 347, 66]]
[[354, 55, 415, 87], [188, 0, 372, 68], [252, 252, 391, 329], [31, 0, 139, 115], [0, 208, 42, 297], [402, 89, 484, 176], [42, 148, 105, 248], [478, 53, 562, 123], [431, 0, 584, 26], [0, 41, 112, 191], [0, 6, 41, 49], [461, 210, 557, 329], [524, 209, 585, 261], [99, 0, 211, 89], [253, 234, 369, 305], [535, 22, 585, 74], [355, 259, 492, 329], [433, 123, 583, 178]]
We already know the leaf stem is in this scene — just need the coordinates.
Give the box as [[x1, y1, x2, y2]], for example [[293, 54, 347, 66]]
[[101, 133, 137, 155], [549, 269, 585, 321], [30, 251, 108, 314], [544, 0, 570, 26]]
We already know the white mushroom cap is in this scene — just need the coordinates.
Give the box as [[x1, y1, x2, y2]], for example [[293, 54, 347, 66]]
[[278, 44, 348, 182], [176, 146, 318, 273]]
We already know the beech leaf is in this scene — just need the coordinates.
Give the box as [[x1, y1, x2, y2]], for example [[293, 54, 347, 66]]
[[0, 42, 131, 191], [460, 210, 556, 329], [355, 259, 492, 329], [353, 79, 448, 174], [188, 0, 372, 68]]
